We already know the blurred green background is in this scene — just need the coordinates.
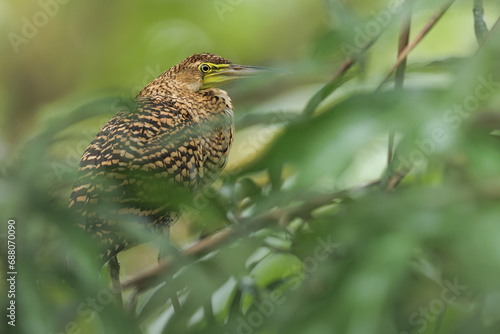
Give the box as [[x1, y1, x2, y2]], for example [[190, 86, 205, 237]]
[[2, 0, 500, 333]]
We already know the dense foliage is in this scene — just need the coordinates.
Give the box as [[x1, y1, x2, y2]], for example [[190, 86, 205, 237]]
[[2, 0, 500, 333]]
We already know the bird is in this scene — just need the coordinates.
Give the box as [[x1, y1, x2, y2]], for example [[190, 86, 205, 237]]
[[68, 53, 266, 299]]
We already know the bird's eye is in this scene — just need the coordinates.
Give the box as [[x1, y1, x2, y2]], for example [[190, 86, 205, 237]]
[[199, 63, 212, 74]]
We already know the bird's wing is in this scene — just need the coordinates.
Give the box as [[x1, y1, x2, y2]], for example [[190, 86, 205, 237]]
[[69, 100, 205, 235]]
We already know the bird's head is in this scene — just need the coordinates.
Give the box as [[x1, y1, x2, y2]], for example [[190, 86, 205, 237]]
[[169, 53, 268, 92]]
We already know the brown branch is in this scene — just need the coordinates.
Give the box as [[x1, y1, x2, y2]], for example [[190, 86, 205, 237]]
[[384, 165, 412, 191], [121, 180, 380, 291], [377, 0, 456, 91], [395, 13, 412, 90], [327, 37, 375, 83], [121, 229, 236, 291], [387, 133, 396, 165]]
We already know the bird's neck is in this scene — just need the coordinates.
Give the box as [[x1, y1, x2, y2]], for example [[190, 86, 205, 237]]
[[135, 86, 233, 123]]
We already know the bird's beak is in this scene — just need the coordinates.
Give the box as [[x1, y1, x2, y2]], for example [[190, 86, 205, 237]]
[[201, 64, 274, 89]]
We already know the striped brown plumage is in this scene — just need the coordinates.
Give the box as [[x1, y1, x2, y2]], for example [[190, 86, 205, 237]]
[[69, 53, 235, 263]]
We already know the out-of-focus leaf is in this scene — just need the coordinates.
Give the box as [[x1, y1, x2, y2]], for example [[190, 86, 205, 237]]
[[250, 253, 303, 289]]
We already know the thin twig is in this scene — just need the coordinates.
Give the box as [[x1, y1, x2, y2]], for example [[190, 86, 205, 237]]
[[377, 0, 456, 91], [387, 133, 395, 166], [395, 9, 412, 90]]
